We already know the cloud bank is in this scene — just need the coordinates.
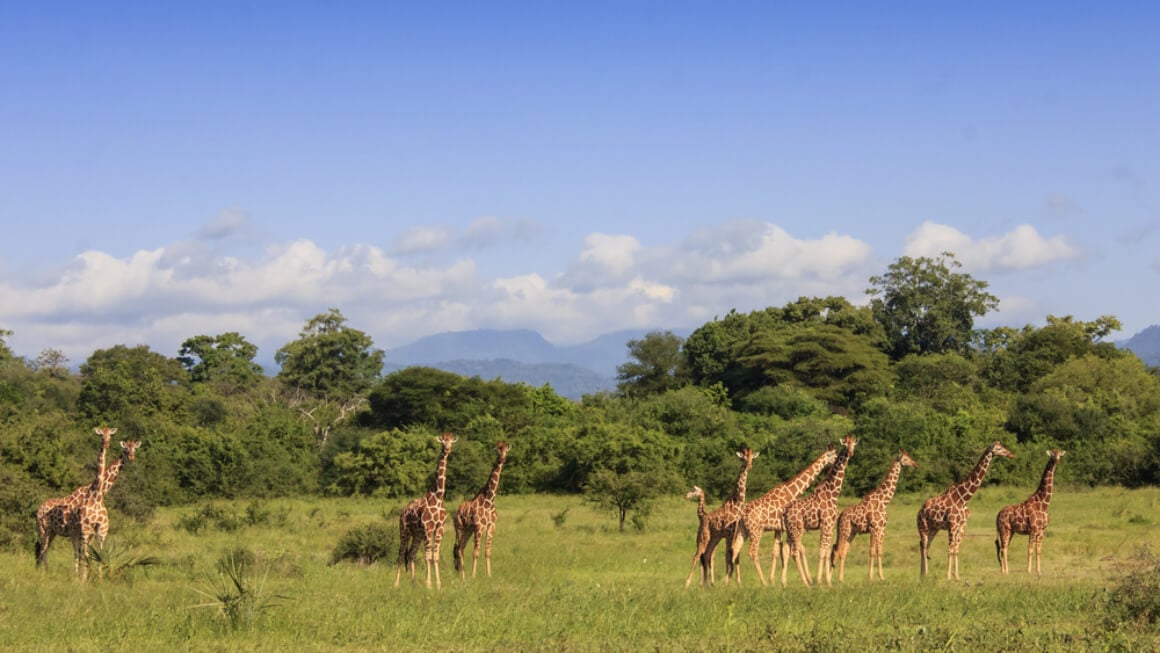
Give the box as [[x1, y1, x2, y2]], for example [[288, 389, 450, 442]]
[[0, 219, 1083, 368]]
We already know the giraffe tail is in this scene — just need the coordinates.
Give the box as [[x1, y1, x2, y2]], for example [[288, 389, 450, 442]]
[[994, 538, 1001, 565]]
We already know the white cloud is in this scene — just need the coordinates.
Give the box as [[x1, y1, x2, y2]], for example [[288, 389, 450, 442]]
[[903, 221, 1081, 272]]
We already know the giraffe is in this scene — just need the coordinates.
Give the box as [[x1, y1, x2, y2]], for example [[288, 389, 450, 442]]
[[727, 444, 839, 586], [917, 440, 1014, 580], [35, 427, 114, 576], [395, 432, 456, 589], [684, 448, 758, 588], [684, 485, 709, 584], [995, 449, 1065, 576], [831, 450, 919, 583], [782, 435, 858, 587], [453, 441, 510, 579], [78, 439, 142, 566]]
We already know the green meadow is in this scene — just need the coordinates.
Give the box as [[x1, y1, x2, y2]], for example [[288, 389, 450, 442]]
[[0, 486, 1156, 652]]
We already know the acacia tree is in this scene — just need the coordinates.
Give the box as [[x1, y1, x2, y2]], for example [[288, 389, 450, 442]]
[[275, 309, 384, 449], [616, 330, 690, 398], [867, 252, 999, 360]]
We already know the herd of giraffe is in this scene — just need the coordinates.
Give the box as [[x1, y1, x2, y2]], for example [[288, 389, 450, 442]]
[[686, 438, 1066, 587], [32, 426, 1062, 590]]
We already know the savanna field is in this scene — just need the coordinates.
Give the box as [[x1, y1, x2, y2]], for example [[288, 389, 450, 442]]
[[1, 487, 1156, 652]]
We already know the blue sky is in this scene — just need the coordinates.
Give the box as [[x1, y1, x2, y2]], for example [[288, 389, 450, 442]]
[[2, 2, 1157, 368]]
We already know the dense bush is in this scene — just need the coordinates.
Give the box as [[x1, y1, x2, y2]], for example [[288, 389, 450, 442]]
[[331, 522, 397, 565]]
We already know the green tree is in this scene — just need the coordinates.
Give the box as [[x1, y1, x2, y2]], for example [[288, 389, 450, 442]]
[[733, 323, 893, 408], [178, 332, 264, 389], [78, 345, 189, 424], [276, 309, 383, 400], [0, 329, 14, 369], [867, 252, 999, 360], [276, 309, 383, 449], [982, 315, 1124, 392], [616, 330, 689, 398]]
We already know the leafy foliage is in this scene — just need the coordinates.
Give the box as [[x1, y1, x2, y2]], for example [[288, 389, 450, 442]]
[[331, 522, 398, 565], [867, 252, 999, 360], [275, 309, 384, 400]]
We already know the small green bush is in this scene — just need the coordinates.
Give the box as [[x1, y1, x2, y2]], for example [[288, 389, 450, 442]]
[[1104, 545, 1160, 631], [330, 522, 397, 565]]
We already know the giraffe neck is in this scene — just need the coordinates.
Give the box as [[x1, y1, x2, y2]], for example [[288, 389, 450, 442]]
[[815, 447, 852, 500], [872, 459, 904, 504], [478, 454, 506, 502], [952, 449, 995, 505], [786, 451, 833, 499], [1030, 457, 1058, 506], [728, 459, 753, 506], [696, 493, 706, 519], [430, 447, 450, 502], [97, 452, 129, 499]]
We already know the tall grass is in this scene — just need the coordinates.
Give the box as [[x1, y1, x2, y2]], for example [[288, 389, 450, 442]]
[[0, 488, 1155, 651]]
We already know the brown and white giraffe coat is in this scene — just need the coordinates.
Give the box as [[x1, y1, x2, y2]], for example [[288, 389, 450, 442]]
[[453, 441, 510, 579], [917, 440, 1014, 580], [831, 450, 919, 583], [685, 448, 757, 587], [996, 449, 1064, 575], [395, 432, 456, 589], [728, 444, 839, 586], [782, 435, 858, 587], [36, 427, 114, 578]]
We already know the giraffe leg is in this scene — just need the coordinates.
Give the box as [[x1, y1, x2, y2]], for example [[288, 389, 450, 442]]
[[745, 531, 768, 587], [484, 524, 495, 577], [432, 536, 443, 590], [948, 525, 963, 581], [471, 527, 482, 578], [766, 532, 779, 586], [870, 528, 885, 581], [817, 532, 834, 587], [917, 522, 930, 577], [997, 528, 1011, 574], [1027, 533, 1037, 576], [453, 528, 467, 579]]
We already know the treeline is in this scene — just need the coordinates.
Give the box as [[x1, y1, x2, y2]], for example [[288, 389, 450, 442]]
[[0, 253, 1157, 548]]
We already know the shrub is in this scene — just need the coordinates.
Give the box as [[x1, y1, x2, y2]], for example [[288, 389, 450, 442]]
[[331, 522, 397, 565], [1103, 545, 1160, 631]]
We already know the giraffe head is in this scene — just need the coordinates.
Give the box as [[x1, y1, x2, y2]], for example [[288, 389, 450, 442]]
[[438, 432, 457, 452], [95, 426, 117, 445], [840, 435, 858, 457], [685, 485, 704, 500], [496, 441, 510, 460], [990, 440, 1015, 460], [120, 440, 142, 461], [736, 448, 759, 465], [1047, 449, 1065, 462], [898, 450, 919, 469]]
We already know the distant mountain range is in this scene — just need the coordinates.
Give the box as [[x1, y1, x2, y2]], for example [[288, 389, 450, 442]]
[[1120, 325, 1160, 367], [377, 324, 1159, 401], [383, 328, 691, 399]]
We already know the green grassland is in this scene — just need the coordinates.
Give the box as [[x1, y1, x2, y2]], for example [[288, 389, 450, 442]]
[[0, 486, 1156, 652]]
